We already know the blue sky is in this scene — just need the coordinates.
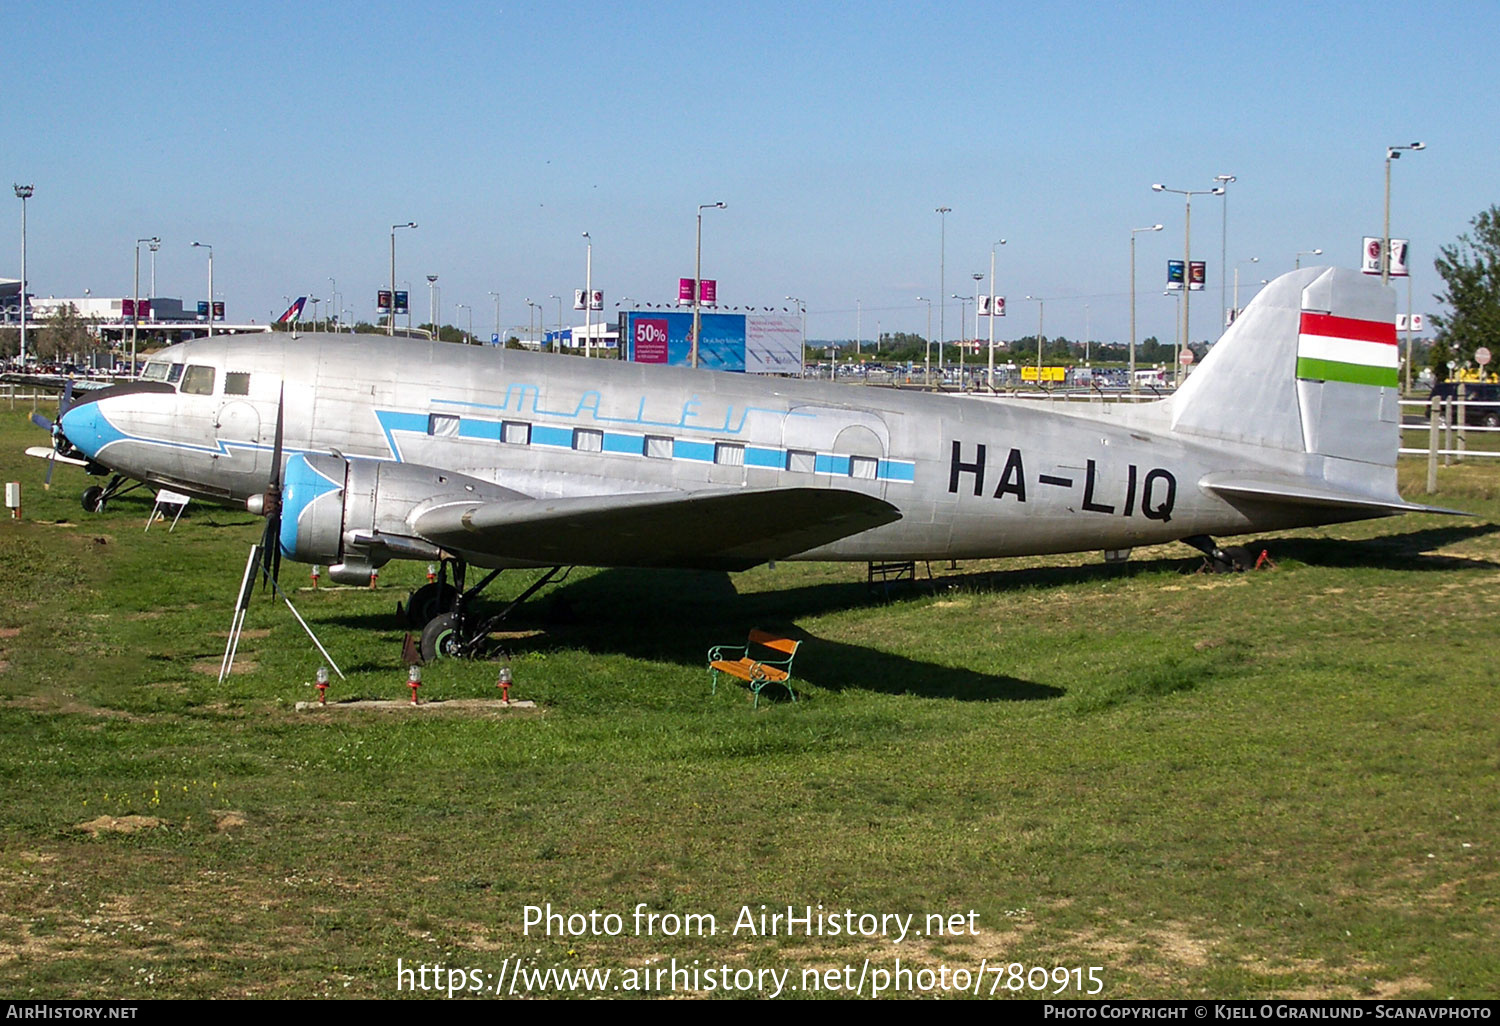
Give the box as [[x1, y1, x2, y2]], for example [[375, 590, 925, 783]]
[[5, 1, 1495, 348]]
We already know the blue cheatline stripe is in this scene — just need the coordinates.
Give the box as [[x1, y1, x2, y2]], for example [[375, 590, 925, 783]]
[[602, 432, 643, 455], [745, 447, 783, 468], [531, 425, 574, 448], [673, 439, 715, 462], [374, 408, 917, 482], [458, 418, 502, 441], [878, 460, 916, 482]]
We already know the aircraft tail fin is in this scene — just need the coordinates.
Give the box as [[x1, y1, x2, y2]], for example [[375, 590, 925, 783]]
[[1168, 266, 1408, 502], [276, 296, 307, 324]]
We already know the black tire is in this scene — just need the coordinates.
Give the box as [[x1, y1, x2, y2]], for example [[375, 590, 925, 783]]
[[1483, 412, 1500, 429], [419, 613, 464, 663], [405, 582, 460, 628], [81, 485, 105, 513]]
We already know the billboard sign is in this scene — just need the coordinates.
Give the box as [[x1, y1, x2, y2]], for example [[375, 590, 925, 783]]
[[622, 310, 799, 374]]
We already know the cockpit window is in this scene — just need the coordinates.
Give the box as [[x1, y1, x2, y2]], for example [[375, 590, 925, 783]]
[[140, 362, 170, 382], [167, 364, 185, 384], [181, 365, 216, 396]]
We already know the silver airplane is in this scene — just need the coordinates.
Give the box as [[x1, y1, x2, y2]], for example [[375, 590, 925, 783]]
[[42, 267, 1448, 660]]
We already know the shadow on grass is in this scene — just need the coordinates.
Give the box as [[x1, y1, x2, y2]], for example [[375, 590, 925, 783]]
[[1245, 522, 1500, 571]]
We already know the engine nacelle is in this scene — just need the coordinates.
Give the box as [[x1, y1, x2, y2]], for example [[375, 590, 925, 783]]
[[279, 453, 524, 584]]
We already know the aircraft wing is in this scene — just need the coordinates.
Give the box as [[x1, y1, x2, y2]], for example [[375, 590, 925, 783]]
[[411, 486, 902, 571], [1199, 472, 1468, 517]]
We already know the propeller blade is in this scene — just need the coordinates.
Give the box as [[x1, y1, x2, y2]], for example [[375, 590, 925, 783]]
[[59, 380, 75, 416], [258, 385, 287, 590], [30, 412, 55, 433], [44, 450, 56, 489], [268, 384, 286, 491]]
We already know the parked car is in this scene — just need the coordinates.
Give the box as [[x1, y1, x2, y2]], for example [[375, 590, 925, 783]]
[[1428, 382, 1500, 427]]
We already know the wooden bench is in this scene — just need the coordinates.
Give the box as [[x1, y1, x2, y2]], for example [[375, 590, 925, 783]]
[[708, 630, 801, 706]]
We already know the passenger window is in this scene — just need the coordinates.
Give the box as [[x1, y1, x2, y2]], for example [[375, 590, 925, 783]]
[[573, 428, 603, 452], [786, 449, 816, 473], [849, 456, 878, 480], [427, 414, 460, 436], [501, 421, 530, 445], [225, 372, 251, 396], [714, 443, 745, 466], [181, 365, 216, 395], [644, 436, 673, 459]]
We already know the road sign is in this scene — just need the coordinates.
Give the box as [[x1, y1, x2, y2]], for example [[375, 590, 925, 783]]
[[491, 333, 500, 345], [1478, 347, 1492, 367], [1180, 350, 1195, 365]]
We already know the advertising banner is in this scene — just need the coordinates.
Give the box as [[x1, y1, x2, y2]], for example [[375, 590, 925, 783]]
[[977, 295, 991, 316], [377, 290, 392, 314], [994, 296, 1005, 317], [1020, 366, 1067, 382], [678, 279, 694, 305], [590, 290, 604, 311], [622, 311, 800, 374], [1362, 237, 1383, 275], [1167, 260, 1185, 290], [212, 301, 224, 322], [394, 290, 408, 315], [699, 279, 716, 304], [1387, 238, 1410, 278], [574, 289, 587, 311], [197, 301, 209, 320], [1189, 261, 1206, 291]]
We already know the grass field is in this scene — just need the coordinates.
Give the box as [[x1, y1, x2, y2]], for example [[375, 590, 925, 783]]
[[0, 403, 1497, 1000]]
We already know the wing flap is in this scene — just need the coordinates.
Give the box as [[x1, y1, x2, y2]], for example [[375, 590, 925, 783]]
[[412, 486, 902, 570]]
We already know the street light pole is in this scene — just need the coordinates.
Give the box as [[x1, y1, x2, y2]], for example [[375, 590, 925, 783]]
[[1215, 174, 1235, 335], [1384, 142, 1425, 285], [426, 275, 438, 341], [550, 294, 562, 352], [917, 296, 932, 386], [988, 238, 1006, 390], [1130, 224, 1163, 395], [1025, 295, 1045, 387], [785, 297, 806, 378], [1233, 257, 1260, 319], [954, 292, 973, 387], [147, 238, 160, 304], [488, 291, 501, 341], [389, 222, 416, 336], [936, 207, 950, 375], [1295, 248, 1322, 270], [582, 232, 593, 358], [192, 242, 213, 340], [693, 202, 726, 369], [132, 237, 158, 379], [1152, 182, 1224, 385], [14, 184, 32, 367]]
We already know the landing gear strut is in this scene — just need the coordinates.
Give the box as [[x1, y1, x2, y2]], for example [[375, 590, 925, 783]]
[[81, 475, 142, 513], [415, 561, 568, 663], [1182, 535, 1254, 573]]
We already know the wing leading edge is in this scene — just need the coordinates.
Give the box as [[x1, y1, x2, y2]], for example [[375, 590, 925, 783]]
[[411, 486, 903, 571]]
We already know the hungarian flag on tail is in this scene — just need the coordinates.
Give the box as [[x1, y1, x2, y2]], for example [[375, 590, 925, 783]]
[[1296, 311, 1398, 388]]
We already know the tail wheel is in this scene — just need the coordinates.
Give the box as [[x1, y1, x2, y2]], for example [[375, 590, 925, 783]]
[[81, 485, 105, 513]]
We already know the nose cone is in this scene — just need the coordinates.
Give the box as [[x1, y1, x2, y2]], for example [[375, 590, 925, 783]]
[[60, 400, 127, 462]]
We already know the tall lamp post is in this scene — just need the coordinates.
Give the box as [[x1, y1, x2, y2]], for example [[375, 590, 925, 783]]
[[1295, 248, 1322, 270], [488, 291, 501, 341], [426, 275, 438, 340], [935, 206, 951, 374], [786, 296, 806, 378], [389, 222, 417, 336], [147, 238, 160, 303], [191, 242, 213, 340], [953, 292, 973, 387], [328, 277, 338, 331], [549, 294, 563, 352], [1384, 143, 1425, 285], [916, 296, 933, 386], [1025, 295, 1045, 388], [1214, 174, 1236, 335], [1152, 182, 1224, 385], [1233, 257, 1260, 319], [693, 202, 726, 368], [14, 184, 33, 367], [1130, 224, 1163, 394], [987, 238, 1006, 390], [528, 300, 543, 350], [133, 237, 159, 378]]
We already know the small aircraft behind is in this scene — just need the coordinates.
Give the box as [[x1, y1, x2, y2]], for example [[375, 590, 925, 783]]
[[37, 267, 1452, 661]]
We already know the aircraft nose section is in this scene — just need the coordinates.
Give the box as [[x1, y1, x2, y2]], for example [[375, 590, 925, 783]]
[[59, 400, 125, 461]]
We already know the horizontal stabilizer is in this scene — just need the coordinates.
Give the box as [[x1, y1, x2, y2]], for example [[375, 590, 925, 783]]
[[24, 445, 90, 468], [413, 486, 902, 570], [1200, 471, 1467, 517]]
